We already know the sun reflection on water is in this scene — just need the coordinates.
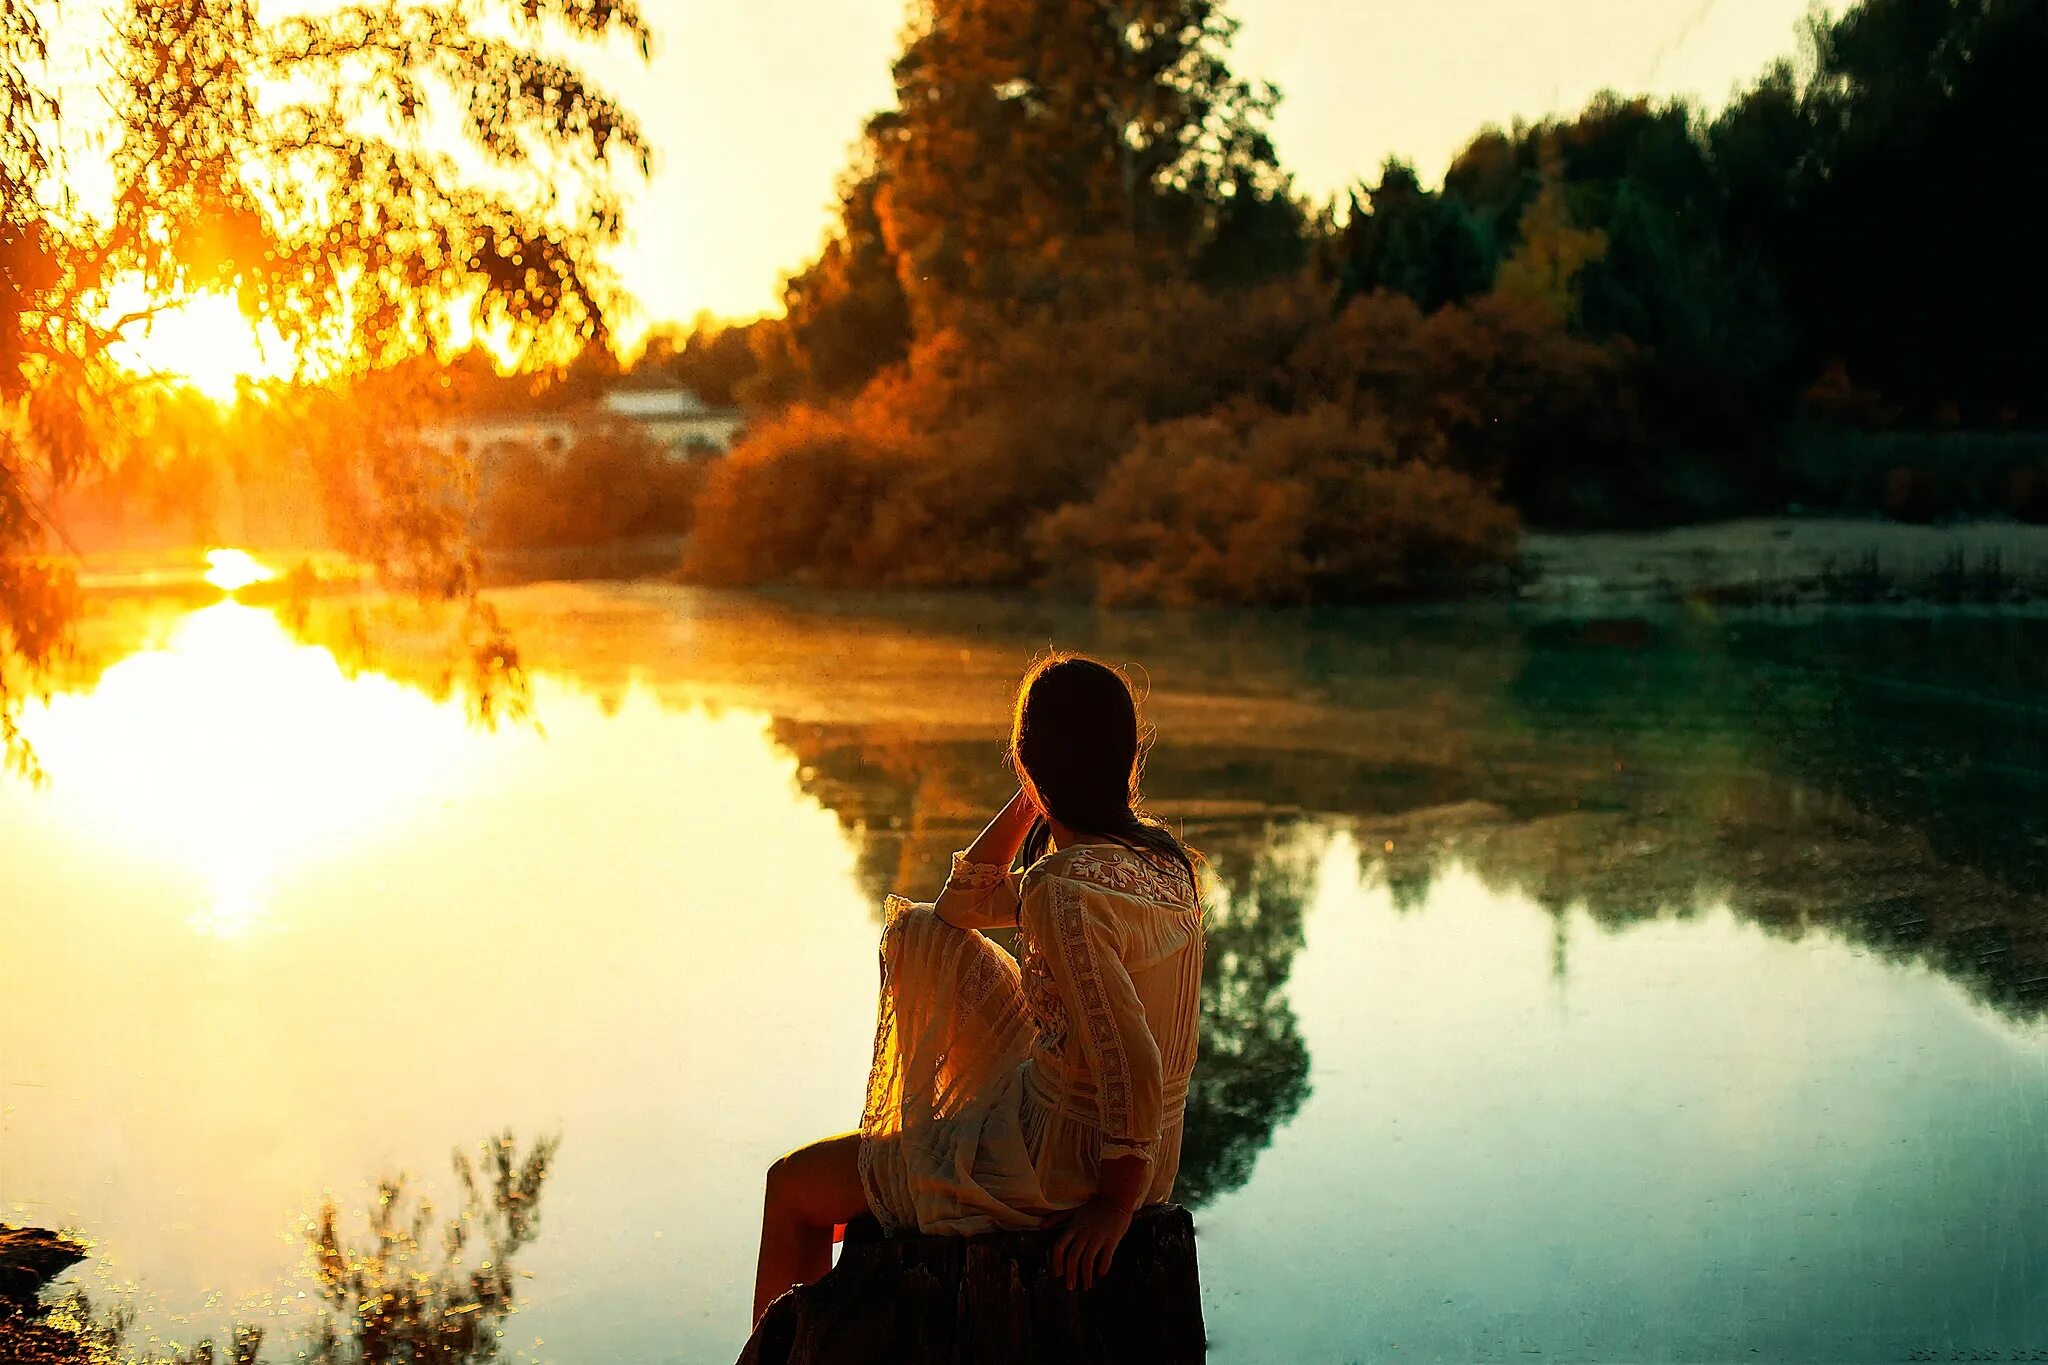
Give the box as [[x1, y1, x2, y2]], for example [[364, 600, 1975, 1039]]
[[202, 548, 278, 593], [16, 600, 479, 938]]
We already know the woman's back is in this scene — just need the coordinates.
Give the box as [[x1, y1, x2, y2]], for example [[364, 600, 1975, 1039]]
[[1015, 842, 1206, 1211]]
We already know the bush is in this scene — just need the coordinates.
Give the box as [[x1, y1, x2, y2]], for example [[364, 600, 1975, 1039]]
[[1284, 290, 1646, 524], [684, 279, 1329, 591], [680, 402, 915, 586], [1033, 402, 1520, 606], [478, 426, 703, 548]]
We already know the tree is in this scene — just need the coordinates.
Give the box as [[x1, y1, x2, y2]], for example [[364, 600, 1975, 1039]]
[[1491, 139, 1607, 323], [1329, 160, 1495, 311], [1774, 0, 2047, 420], [872, 0, 1286, 324], [743, 150, 913, 405], [1, 0, 649, 767]]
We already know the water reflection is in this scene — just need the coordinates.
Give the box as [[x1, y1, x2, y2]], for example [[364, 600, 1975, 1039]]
[[3, 584, 2043, 1360], [4, 1133, 557, 1365], [300, 1132, 558, 1365], [1498, 614, 2048, 1018], [18, 601, 475, 937], [1176, 830, 1315, 1208]]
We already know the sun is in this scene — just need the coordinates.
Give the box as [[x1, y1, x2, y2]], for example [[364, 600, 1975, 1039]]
[[105, 284, 298, 402]]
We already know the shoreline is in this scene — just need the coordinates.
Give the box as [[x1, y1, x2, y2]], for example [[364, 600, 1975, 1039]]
[[54, 515, 2048, 615]]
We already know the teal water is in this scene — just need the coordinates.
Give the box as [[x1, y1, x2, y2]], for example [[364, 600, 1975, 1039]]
[[1, 584, 2043, 1362]]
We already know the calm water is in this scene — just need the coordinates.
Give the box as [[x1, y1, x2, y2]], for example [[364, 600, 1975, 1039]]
[[2, 581, 2044, 1363]]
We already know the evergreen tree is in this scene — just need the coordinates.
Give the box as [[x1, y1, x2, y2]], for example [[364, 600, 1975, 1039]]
[[1334, 160, 1495, 311]]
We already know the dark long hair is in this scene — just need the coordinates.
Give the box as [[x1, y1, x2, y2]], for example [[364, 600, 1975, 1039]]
[[1008, 653, 1199, 891]]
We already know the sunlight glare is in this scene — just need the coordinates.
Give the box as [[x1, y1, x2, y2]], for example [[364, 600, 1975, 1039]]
[[204, 548, 278, 593], [16, 603, 488, 938], [105, 286, 296, 402]]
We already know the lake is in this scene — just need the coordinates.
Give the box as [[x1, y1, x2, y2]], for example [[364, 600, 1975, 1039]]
[[3, 577, 2045, 1363]]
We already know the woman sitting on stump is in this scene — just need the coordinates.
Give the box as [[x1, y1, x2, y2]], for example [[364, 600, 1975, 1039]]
[[752, 654, 1206, 1324]]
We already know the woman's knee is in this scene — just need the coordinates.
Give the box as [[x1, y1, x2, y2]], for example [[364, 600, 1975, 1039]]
[[879, 898, 943, 965], [763, 1151, 795, 1206], [764, 1134, 864, 1228]]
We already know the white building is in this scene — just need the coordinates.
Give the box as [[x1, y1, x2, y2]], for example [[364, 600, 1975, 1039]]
[[595, 388, 749, 453], [428, 386, 746, 464]]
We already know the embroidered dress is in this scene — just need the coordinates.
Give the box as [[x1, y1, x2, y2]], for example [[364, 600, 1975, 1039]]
[[857, 842, 1205, 1235]]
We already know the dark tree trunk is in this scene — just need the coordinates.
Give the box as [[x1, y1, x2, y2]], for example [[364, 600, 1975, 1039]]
[[739, 1206, 1205, 1365]]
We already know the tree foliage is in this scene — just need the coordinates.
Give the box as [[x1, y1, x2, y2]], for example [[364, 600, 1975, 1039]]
[[0, 0, 647, 758], [1035, 402, 1519, 607], [1491, 141, 1608, 324], [688, 0, 2048, 584], [870, 0, 1291, 325]]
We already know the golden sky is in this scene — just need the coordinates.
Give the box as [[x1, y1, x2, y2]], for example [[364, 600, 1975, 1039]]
[[598, 0, 1835, 341], [45, 0, 1837, 353]]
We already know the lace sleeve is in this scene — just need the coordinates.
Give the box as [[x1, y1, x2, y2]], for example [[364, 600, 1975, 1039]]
[[932, 850, 1022, 931], [1030, 875, 1164, 1165]]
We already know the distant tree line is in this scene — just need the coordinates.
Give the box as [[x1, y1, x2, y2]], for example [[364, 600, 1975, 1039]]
[[651, 0, 2047, 605]]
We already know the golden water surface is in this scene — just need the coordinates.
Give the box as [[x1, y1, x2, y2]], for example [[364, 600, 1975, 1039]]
[[3, 573, 2044, 1361]]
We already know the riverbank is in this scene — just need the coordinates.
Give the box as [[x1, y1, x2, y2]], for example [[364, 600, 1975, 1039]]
[[61, 518, 2048, 614], [1521, 517, 2048, 608]]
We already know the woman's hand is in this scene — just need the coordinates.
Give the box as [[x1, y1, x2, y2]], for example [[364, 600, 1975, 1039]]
[[1004, 782, 1041, 824], [1048, 1195, 1134, 1291], [952, 785, 1040, 873]]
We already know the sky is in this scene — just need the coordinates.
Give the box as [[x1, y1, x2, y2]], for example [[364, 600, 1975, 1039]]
[[593, 0, 1834, 343]]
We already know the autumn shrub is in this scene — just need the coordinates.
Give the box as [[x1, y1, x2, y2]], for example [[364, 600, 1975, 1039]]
[[478, 426, 703, 549], [686, 278, 1690, 597], [1033, 402, 1521, 606], [1284, 289, 1643, 523], [686, 278, 1327, 590], [680, 401, 920, 586]]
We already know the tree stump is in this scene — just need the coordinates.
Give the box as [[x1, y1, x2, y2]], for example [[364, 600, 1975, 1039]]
[[738, 1205, 1205, 1365], [0, 1227, 84, 1320], [0, 1226, 90, 1365]]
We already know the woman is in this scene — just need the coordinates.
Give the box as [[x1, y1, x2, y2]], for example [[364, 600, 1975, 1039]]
[[752, 653, 1206, 1324]]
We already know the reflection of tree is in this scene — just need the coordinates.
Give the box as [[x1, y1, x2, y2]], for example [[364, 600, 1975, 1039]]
[[301, 1131, 558, 1365], [1479, 617, 2048, 1019], [9, 1132, 556, 1365], [45, 584, 2048, 1024], [772, 720, 1016, 909], [1176, 827, 1318, 1209], [759, 606, 2047, 1210], [771, 721, 1320, 1204], [1729, 615, 2048, 896]]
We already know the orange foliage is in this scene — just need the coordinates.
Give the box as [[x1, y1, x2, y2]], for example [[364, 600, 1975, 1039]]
[[478, 428, 702, 549], [682, 403, 914, 588], [1034, 403, 1519, 606], [684, 276, 1635, 601], [1286, 290, 1641, 521], [686, 278, 1330, 593]]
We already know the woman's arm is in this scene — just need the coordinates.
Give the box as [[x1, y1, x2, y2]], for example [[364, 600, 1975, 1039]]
[[933, 787, 1040, 930], [960, 785, 1039, 868]]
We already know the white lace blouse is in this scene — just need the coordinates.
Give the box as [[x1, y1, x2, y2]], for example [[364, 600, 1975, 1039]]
[[858, 841, 1206, 1234]]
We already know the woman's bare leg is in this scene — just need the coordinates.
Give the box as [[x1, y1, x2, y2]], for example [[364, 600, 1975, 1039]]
[[752, 1131, 868, 1326]]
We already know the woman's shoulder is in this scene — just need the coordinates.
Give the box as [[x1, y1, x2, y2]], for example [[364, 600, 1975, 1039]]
[[1022, 842, 1200, 913]]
